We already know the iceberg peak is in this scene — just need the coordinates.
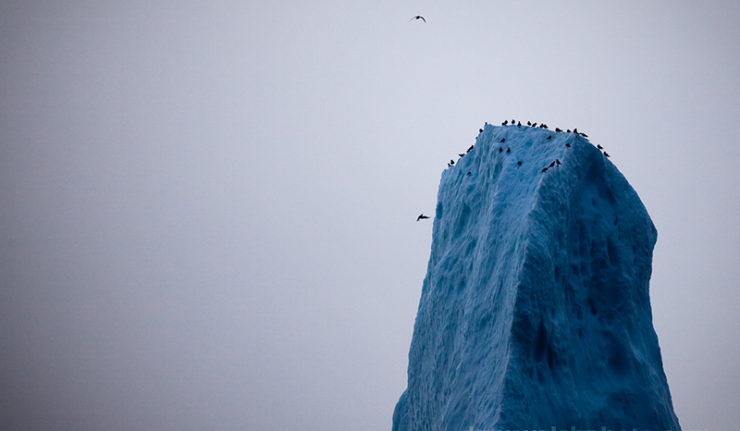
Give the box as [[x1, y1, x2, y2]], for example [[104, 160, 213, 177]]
[[393, 124, 680, 430]]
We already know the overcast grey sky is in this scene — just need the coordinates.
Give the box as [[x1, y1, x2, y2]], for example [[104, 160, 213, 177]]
[[1, 1, 738, 430]]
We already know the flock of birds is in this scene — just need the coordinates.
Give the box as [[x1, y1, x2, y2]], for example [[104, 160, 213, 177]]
[[416, 120, 611, 221]]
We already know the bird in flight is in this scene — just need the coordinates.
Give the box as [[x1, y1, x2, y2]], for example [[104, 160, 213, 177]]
[[417, 214, 430, 221], [410, 15, 426, 23]]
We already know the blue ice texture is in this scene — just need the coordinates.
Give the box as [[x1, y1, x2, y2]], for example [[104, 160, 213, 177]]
[[393, 124, 681, 431]]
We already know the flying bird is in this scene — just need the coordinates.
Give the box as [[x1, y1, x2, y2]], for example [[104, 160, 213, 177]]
[[410, 15, 426, 23], [417, 214, 430, 221]]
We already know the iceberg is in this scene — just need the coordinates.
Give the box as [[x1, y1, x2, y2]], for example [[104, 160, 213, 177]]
[[393, 124, 681, 430]]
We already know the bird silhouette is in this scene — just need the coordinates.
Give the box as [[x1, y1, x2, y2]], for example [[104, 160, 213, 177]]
[[410, 15, 426, 23], [603, 152, 610, 157], [467, 145, 474, 152], [597, 144, 603, 149], [417, 214, 430, 221]]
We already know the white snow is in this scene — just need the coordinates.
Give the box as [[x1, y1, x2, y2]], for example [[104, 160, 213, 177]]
[[393, 124, 681, 430]]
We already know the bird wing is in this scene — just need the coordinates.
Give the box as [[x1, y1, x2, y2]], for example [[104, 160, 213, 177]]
[[420, 16, 426, 22]]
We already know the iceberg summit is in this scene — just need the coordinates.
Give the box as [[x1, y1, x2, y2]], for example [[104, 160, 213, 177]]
[[393, 123, 680, 430]]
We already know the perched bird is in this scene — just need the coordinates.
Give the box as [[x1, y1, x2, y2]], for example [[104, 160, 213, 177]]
[[500, 138, 506, 143], [467, 145, 474, 152], [479, 128, 483, 133], [466, 171, 472, 176], [532, 122, 538, 127], [566, 143, 571, 147], [549, 161, 555, 168], [506, 147, 511, 153], [498, 147, 503, 153], [546, 135, 552, 140], [541, 167, 548, 173], [597, 144, 603, 149], [517, 161, 522, 166], [517, 121, 521, 127], [555, 127, 562, 132], [527, 121, 532, 126], [573, 128, 578, 133], [566, 129, 571, 133], [511, 119, 515, 124], [580, 132, 588, 137], [502, 120, 509, 125], [458, 153, 465, 157], [603, 152, 610, 157], [416, 214, 430, 221], [556, 159, 561, 165], [449, 159, 455, 165], [410, 15, 426, 23]]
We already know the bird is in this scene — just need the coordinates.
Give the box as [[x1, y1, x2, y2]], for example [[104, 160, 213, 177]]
[[532, 122, 538, 127], [566, 143, 571, 147], [541, 167, 549, 173], [555, 127, 562, 132], [580, 132, 588, 137], [511, 119, 515, 124], [500, 138, 506, 143], [549, 161, 555, 168], [517, 121, 521, 127], [410, 15, 426, 23], [466, 171, 472, 176], [566, 129, 571, 133], [479, 128, 483, 133], [467, 145, 474, 152], [449, 159, 455, 165], [506, 147, 511, 153], [417, 214, 430, 221], [603, 152, 610, 157], [517, 161, 522, 166], [458, 153, 465, 157], [556, 159, 561, 165], [502, 120, 509, 125], [597, 144, 603, 149], [498, 147, 503, 153], [546, 135, 552, 140], [573, 128, 578, 133], [527, 121, 532, 126]]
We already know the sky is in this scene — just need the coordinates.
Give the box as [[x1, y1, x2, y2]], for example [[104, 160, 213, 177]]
[[0, 1, 738, 430]]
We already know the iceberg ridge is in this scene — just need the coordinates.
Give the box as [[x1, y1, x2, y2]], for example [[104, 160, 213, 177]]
[[393, 124, 680, 431]]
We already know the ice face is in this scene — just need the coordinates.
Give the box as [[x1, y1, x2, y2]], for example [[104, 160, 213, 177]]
[[393, 124, 681, 431]]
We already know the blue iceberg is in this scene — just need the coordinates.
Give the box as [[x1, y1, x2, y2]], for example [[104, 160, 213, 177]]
[[394, 124, 681, 430]]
